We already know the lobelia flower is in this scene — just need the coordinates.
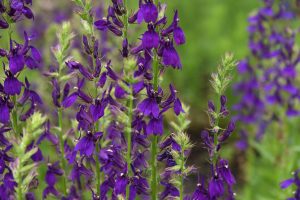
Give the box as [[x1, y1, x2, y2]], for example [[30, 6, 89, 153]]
[[73, 131, 103, 157], [137, 0, 158, 24], [43, 162, 63, 199]]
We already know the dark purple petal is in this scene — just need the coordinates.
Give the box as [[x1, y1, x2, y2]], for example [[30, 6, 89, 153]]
[[0, 19, 9, 29], [280, 178, 294, 189], [162, 44, 182, 69], [208, 177, 224, 198], [141, 2, 158, 23], [62, 92, 78, 108], [0, 104, 10, 124], [95, 19, 108, 30], [115, 84, 127, 99], [25, 56, 39, 69], [146, 117, 163, 135], [174, 98, 183, 115], [142, 29, 159, 49], [9, 54, 25, 74], [98, 72, 107, 88], [173, 27, 185, 45], [22, 6, 34, 19], [4, 76, 22, 95], [30, 46, 41, 62]]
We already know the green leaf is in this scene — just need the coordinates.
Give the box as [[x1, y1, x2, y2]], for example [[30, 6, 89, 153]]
[[20, 147, 38, 163], [20, 163, 37, 173]]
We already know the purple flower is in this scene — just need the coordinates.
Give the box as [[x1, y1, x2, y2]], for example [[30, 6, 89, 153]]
[[138, 86, 160, 118], [191, 183, 209, 200], [43, 162, 63, 198], [162, 41, 182, 69], [142, 24, 159, 49], [74, 132, 103, 157], [146, 116, 163, 135], [0, 100, 10, 124], [173, 27, 186, 45], [208, 175, 224, 199], [69, 161, 93, 181], [160, 182, 179, 199], [138, 1, 158, 24], [114, 173, 128, 195], [218, 159, 235, 185]]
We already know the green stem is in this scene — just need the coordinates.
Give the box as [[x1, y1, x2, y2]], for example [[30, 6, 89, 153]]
[[95, 140, 101, 195], [58, 108, 67, 195], [125, 90, 134, 200], [151, 135, 158, 200], [11, 95, 21, 134], [122, 1, 132, 199], [16, 164, 22, 200], [94, 75, 102, 196], [179, 151, 184, 200], [212, 95, 221, 166], [151, 55, 159, 200], [123, 0, 129, 40]]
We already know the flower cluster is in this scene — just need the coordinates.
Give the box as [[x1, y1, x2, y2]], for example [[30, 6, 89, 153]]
[[0, 0, 34, 29], [234, 0, 300, 145]]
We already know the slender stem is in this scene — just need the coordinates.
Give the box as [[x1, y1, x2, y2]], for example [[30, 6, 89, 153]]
[[93, 72, 102, 196], [16, 162, 22, 200], [125, 90, 133, 200], [95, 140, 101, 195], [179, 151, 184, 200], [11, 95, 21, 134], [58, 108, 67, 195], [122, 1, 132, 199], [151, 135, 158, 200], [123, 0, 129, 40], [151, 55, 159, 200], [212, 96, 220, 166]]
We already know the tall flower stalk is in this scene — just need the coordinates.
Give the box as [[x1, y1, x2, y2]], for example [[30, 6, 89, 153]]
[[0, 0, 45, 199], [197, 54, 237, 199], [50, 21, 75, 196], [94, 0, 186, 199]]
